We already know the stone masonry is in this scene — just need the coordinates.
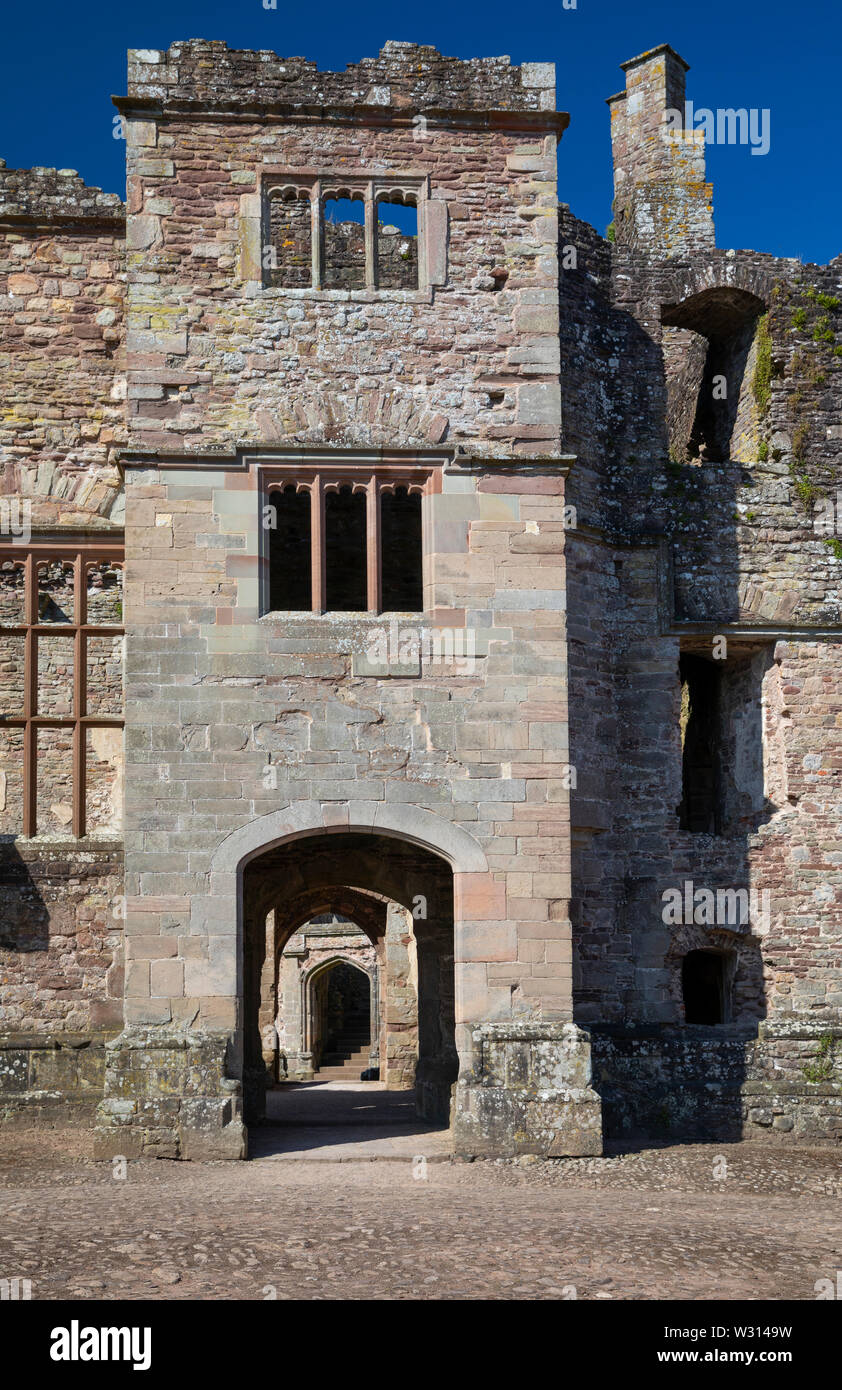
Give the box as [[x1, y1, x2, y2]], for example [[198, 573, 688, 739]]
[[0, 40, 839, 1157]]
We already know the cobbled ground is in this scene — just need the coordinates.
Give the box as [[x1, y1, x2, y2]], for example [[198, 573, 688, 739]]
[[1, 1129, 840, 1300]]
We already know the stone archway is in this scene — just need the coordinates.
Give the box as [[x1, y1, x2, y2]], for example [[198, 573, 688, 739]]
[[275, 935, 380, 1082], [238, 814, 466, 1132], [303, 955, 377, 1078]]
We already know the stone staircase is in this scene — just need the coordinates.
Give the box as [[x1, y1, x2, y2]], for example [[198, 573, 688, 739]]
[[315, 1018, 372, 1081]]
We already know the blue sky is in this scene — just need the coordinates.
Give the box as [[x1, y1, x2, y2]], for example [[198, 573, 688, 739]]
[[1, 0, 839, 264]]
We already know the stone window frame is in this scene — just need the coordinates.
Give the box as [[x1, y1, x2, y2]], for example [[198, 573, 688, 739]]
[[260, 459, 442, 616], [0, 538, 124, 838], [260, 170, 443, 295]]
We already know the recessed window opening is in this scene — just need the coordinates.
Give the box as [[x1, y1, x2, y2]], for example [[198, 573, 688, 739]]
[[381, 487, 423, 611], [325, 486, 367, 611], [376, 195, 418, 290], [0, 544, 124, 838], [682, 949, 729, 1024], [269, 485, 312, 611], [679, 653, 721, 833], [661, 289, 766, 465], [262, 467, 435, 616], [322, 195, 366, 290]]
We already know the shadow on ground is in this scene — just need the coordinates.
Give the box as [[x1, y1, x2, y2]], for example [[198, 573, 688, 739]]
[[249, 1080, 451, 1160]]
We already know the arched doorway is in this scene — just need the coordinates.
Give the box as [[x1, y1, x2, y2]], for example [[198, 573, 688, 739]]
[[241, 829, 456, 1131], [309, 958, 373, 1078]]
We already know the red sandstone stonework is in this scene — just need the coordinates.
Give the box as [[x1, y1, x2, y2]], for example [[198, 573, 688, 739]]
[[0, 40, 840, 1158]]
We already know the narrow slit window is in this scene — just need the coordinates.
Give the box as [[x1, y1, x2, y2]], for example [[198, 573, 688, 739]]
[[265, 190, 312, 289], [679, 653, 721, 833], [376, 196, 418, 290], [322, 196, 366, 290], [682, 950, 728, 1024], [325, 486, 367, 611], [381, 487, 423, 611], [269, 486, 312, 611]]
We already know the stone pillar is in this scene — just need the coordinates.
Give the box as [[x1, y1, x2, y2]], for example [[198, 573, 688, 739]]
[[415, 920, 458, 1124], [452, 1022, 603, 1157], [258, 910, 277, 1083], [277, 943, 311, 1079], [381, 902, 419, 1089]]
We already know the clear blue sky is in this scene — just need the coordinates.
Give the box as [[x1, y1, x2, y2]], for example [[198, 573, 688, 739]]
[[1, 0, 839, 264]]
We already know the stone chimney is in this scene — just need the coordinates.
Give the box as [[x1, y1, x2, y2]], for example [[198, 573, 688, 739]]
[[607, 44, 714, 259]]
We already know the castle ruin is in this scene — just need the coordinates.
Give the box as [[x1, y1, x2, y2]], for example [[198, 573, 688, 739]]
[[1, 40, 840, 1158]]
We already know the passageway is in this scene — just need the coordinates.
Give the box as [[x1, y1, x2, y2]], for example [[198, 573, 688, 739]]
[[241, 831, 457, 1157]]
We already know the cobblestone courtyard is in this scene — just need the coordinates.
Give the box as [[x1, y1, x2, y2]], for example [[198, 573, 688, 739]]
[[1, 1131, 840, 1301]]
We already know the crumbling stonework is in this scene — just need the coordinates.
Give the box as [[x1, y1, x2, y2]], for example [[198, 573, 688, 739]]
[[0, 39, 839, 1158]]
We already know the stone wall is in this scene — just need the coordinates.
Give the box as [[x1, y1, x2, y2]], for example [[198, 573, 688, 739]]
[[0, 163, 125, 528], [562, 46, 842, 1146], [0, 839, 123, 1031], [0, 36, 839, 1157], [116, 39, 563, 459]]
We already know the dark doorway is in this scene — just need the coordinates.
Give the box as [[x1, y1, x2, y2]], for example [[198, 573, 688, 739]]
[[682, 949, 728, 1024]]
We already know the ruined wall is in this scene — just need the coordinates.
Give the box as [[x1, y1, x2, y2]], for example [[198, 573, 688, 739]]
[[1, 35, 839, 1155], [95, 37, 589, 1163], [0, 169, 127, 1110], [562, 48, 842, 1144], [0, 840, 123, 1120]]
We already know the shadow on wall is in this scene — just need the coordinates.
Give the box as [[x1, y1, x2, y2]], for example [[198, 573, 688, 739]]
[[564, 253, 778, 1147], [0, 840, 51, 953]]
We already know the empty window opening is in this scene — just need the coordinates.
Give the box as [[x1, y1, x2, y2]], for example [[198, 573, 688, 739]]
[[265, 190, 312, 289], [682, 950, 729, 1024], [269, 486, 312, 611], [376, 196, 418, 290], [381, 487, 423, 612], [262, 466, 436, 615], [679, 653, 721, 833], [325, 486, 367, 611], [322, 195, 366, 290], [661, 288, 766, 464]]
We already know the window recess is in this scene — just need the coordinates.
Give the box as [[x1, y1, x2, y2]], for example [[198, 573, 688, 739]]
[[263, 465, 436, 615]]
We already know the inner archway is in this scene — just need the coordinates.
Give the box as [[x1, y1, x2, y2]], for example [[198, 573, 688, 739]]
[[242, 829, 456, 1138], [311, 958, 373, 1079]]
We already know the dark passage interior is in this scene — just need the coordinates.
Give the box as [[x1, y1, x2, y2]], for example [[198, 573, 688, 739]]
[[314, 961, 372, 1080], [242, 831, 457, 1142], [381, 487, 423, 611], [325, 486, 367, 611], [269, 485, 312, 610], [679, 653, 721, 833], [682, 949, 728, 1024]]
